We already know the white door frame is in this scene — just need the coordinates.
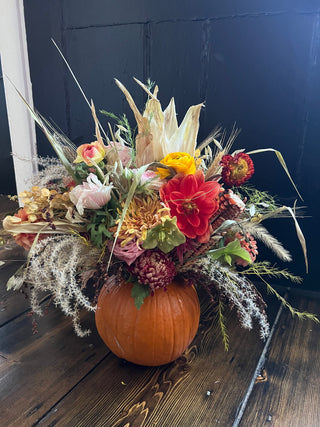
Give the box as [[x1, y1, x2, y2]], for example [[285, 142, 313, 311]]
[[0, 0, 37, 196]]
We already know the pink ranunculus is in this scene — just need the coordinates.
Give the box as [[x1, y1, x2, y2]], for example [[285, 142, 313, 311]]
[[74, 141, 106, 166], [69, 174, 113, 215]]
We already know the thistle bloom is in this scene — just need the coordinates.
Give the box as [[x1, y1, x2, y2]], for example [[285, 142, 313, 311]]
[[157, 152, 196, 179], [74, 141, 106, 166], [220, 153, 254, 187], [69, 173, 113, 215], [160, 170, 221, 242]]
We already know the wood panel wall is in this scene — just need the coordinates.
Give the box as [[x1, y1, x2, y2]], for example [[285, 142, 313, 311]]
[[23, 0, 320, 291]]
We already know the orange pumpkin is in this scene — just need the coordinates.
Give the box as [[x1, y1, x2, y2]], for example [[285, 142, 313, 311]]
[[95, 279, 200, 366]]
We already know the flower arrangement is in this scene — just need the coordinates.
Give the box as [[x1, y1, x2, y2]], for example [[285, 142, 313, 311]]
[[3, 76, 318, 357]]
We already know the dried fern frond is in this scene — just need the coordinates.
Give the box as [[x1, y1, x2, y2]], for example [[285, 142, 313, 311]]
[[241, 261, 303, 284], [234, 185, 279, 213], [218, 299, 229, 351], [7, 235, 100, 336], [255, 272, 319, 324], [241, 222, 292, 262]]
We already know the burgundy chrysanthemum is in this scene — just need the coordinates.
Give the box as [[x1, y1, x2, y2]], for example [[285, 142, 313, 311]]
[[220, 153, 254, 187], [129, 250, 176, 293]]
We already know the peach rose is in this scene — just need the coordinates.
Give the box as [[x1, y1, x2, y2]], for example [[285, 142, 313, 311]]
[[74, 141, 106, 166]]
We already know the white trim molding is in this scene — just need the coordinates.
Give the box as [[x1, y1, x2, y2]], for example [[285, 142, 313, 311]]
[[0, 0, 37, 196]]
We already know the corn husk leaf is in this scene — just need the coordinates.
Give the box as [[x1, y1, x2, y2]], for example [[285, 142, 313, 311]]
[[115, 78, 203, 166], [255, 205, 308, 273], [8, 79, 78, 183], [246, 148, 303, 201], [3, 218, 86, 234]]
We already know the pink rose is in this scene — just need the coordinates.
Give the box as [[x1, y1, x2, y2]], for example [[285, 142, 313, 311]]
[[109, 238, 145, 265], [69, 174, 113, 215]]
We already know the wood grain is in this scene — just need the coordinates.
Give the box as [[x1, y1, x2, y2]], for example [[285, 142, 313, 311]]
[[35, 293, 280, 427], [0, 260, 29, 325], [240, 293, 320, 427], [0, 305, 110, 426]]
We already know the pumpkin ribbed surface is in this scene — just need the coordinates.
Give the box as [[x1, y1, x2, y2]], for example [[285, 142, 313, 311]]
[[95, 280, 200, 366]]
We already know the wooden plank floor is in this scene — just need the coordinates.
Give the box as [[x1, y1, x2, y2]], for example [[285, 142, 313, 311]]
[[240, 293, 320, 427], [1, 196, 320, 427]]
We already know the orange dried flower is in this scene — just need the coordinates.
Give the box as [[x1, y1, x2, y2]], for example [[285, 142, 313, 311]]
[[220, 153, 254, 186]]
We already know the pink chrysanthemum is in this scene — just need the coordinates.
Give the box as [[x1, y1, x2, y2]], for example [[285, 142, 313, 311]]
[[129, 250, 176, 293]]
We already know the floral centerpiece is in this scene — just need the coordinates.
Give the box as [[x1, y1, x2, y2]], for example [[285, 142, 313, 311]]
[[3, 77, 318, 366]]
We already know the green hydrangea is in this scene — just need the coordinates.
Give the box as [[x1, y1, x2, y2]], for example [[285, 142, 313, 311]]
[[142, 216, 186, 253]]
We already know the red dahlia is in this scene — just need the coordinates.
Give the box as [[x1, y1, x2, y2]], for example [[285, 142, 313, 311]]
[[160, 170, 221, 242], [220, 153, 254, 187]]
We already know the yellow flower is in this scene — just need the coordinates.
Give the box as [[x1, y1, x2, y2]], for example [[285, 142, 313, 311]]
[[74, 141, 105, 166], [157, 152, 196, 179]]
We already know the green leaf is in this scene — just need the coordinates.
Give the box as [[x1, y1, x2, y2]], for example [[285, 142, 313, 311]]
[[224, 254, 233, 266], [86, 203, 117, 248], [131, 281, 150, 310], [208, 239, 252, 265]]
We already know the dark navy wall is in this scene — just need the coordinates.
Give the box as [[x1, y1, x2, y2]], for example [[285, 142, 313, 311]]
[[0, 57, 16, 195], [23, 1, 320, 291]]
